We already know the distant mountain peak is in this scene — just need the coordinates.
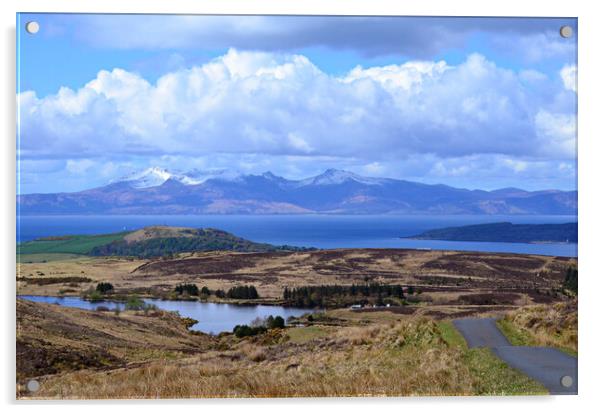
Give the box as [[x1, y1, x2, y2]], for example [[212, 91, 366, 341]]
[[298, 168, 386, 186], [114, 167, 176, 189], [113, 167, 246, 188]]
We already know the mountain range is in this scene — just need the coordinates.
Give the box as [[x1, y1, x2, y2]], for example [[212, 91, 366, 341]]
[[17, 167, 577, 215]]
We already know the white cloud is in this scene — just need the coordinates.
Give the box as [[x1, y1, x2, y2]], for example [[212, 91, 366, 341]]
[[560, 65, 577, 92], [534, 110, 577, 158], [18, 50, 576, 169]]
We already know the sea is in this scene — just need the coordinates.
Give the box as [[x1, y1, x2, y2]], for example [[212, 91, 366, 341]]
[[17, 214, 577, 257]]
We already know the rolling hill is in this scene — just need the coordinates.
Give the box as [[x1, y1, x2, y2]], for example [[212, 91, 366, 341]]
[[18, 226, 311, 258]]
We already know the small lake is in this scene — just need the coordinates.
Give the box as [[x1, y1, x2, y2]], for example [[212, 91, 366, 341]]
[[18, 295, 314, 334]]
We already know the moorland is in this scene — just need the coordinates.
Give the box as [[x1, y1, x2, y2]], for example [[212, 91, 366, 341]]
[[16, 225, 578, 398]]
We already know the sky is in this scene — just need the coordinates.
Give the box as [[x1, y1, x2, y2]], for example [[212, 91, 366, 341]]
[[17, 14, 577, 194]]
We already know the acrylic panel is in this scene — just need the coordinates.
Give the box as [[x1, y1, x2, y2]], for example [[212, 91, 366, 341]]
[[16, 14, 578, 399]]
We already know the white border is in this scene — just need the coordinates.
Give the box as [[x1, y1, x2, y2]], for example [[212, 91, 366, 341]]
[[2, 1, 601, 412]]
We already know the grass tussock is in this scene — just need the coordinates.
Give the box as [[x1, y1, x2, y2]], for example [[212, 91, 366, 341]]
[[27, 316, 546, 399], [497, 301, 577, 356]]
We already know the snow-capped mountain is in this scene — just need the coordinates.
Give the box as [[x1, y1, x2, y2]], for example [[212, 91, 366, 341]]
[[113, 168, 243, 188], [296, 168, 388, 187], [18, 168, 577, 215], [114, 167, 176, 189]]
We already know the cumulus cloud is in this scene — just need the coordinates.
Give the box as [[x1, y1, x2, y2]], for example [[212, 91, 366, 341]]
[[18, 49, 576, 163], [561, 65, 577, 92]]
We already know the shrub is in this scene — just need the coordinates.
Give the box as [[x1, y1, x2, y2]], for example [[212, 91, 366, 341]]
[[563, 266, 577, 294], [88, 290, 103, 302], [233, 324, 267, 338], [96, 282, 114, 294], [125, 296, 145, 310]]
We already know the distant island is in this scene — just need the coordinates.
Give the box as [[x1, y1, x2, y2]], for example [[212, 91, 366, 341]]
[[18, 226, 313, 259], [406, 222, 577, 244]]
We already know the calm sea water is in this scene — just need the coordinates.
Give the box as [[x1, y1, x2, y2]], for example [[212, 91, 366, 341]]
[[17, 214, 577, 257], [18, 295, 314, 334]]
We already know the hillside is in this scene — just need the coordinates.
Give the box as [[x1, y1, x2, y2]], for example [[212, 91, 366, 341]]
[[18, 226, 309, 259], [17, 299, 548, 398], [16, 299, 211, 381], [407, 222, 577, 243], [17, 168, 577, 215]]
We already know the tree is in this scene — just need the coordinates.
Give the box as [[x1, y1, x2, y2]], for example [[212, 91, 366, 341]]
[[96, 282, 114, 294], [233, 324, 266, 338], [200, 286, 211, 296], [267, 315, 285, 329], [227, 285, 260, 299], [175, 283, 199, 296]]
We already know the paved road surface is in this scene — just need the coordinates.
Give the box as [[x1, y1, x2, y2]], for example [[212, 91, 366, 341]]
[[453, 318, 511, 348], [453, 318, 577, 395]]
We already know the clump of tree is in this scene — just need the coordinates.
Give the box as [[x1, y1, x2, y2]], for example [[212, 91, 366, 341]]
[[266, 315, 285, 329], [96, 282, 114, 294], [563, 266, 578, 294], [233, 324, 267, 338], [174, 283, 199, 296], [232, 315, 285, 338], [226, 285, 259, 299], [283, 283, 409, 307]]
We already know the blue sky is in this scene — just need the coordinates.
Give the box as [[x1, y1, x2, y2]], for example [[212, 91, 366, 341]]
[[17, 14, 577, 193]]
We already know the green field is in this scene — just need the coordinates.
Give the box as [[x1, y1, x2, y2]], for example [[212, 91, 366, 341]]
[[17, 253, 83, 263], [17, 232, 129, 255]]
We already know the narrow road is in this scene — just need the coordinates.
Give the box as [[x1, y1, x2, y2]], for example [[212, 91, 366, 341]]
[[452, 318, 577, 395]]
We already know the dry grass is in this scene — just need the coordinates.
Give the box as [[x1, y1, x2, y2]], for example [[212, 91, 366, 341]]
[[24, 315, 546, 399], [498, 301, 577, 355], [16, 299, 212, 381]]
